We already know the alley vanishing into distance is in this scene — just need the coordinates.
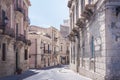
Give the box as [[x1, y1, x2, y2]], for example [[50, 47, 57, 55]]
[[0, 65, 91, 80], [1, 0, 120, 80]]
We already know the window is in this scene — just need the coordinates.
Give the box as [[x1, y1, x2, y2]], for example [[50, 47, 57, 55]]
[[44, 44, 45, 53], [54, 47, 56, 54], [24, 49, 28, 60], [2, 10, 5, 25], [73, 45, 75, 64], [2, 43, 6, 61], [48, 44, 50, 53], [82, 30, 85, 58], [71, 47, 72, 63], [16, 24, 18, 36], [70, 15, 72, 31], [16, 0, 18, 8], [89, 0, 92, 4], [91, 36, 94, 58], [24, 30, 26, 38], [81, 0, 85, 13], [72, 7, 75, 28], [76, 0, 79, 20], [61, 45, 62, 51]]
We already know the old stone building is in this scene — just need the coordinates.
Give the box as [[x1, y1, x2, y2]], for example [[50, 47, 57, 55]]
[[29, 26, 60, 68], [49, 27, 60, 66], [60, 19, 70, 38], [59, 19, 70, 65], [0, 0, 31, 77], [68, 0, 120, 80], [59, 34, 70, 65]]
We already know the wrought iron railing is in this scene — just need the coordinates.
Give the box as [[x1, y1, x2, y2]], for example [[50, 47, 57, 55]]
[[0, 25, 15, 38], [44, 50, 52, 54], [16, 34, 25, 42]]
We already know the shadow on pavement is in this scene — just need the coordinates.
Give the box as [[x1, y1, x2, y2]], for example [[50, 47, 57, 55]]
[[0, 65, 69, 80], [0, 70, 38, 80], [36, 65, 69, 70]]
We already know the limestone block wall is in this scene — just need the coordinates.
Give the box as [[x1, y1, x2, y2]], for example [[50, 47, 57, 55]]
[[6, 41, 15, 76], [0, 40, 15, 77], [19, 46, 29, 72], [79, 3, 106, 80], [105, 2, 120, 79]]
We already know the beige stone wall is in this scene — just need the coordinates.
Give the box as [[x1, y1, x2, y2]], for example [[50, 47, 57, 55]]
[[68, 0, 107, 80], [29, 26, 56, 68], [105, 1, 120, 79], [0, 39, 15, 77], [0, 0, 31, 77]]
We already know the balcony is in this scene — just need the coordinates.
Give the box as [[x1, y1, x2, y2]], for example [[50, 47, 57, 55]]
[[15, 6, 24, 17], [25, 39, 31, 46], [81, 4, 95, 20], [76, 18, 85, 28], [4, 26, 15, 38], [68, 34, 75, 42], [72, 27, 79, 33], [44, 50, 52, 54], [16, 7, 24, 14], [16, 34, 26, 42], [0, 25, 15, 38], [70, 31, 75, 37], [53, 51, 59, 56], [44, 33, 51, 39], [24, 16, 30, 24], [67, 0, 72, 8]]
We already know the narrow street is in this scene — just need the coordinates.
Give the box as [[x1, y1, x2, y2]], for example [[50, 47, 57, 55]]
[[0, 65, 91, 80]]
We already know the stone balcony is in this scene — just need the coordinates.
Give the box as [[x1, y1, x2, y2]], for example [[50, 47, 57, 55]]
[[76, 18, 85, 28], [24, 16, 30, 25], [16, 34, 25, 42], [0, 25, 15, 38], [67, 0, 73, 8], [68, 31, 75, 42], [44, 50, 52, 54], [25, 39, 31, 46], [16, 34, 31, 46], [81, 4, 95, 20], [72, 27, 79, 33], [15, 6, 24, 19]]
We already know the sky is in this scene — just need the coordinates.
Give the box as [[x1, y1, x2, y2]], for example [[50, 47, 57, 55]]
[[29, 0, 69, 29]]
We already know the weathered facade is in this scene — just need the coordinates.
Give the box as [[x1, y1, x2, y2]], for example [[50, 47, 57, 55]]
[[0, 0, 31, 77], [68, 0, 120, 80], [59, 34, 70, 65], [59, 20, 70, 65], [29, 26, 60, 68]]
